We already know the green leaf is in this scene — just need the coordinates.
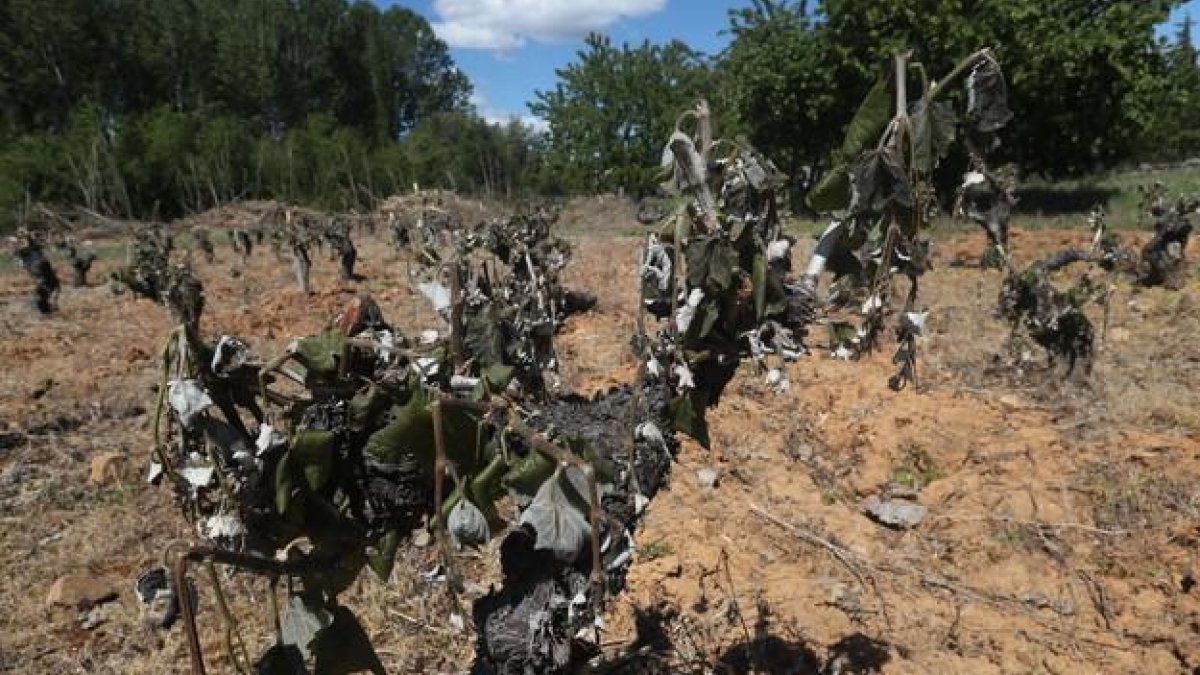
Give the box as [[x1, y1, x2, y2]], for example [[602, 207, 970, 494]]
[[668, 390, 711, 449], [840, 76, 892, 159], [502, 448, 556, 498], [347, 384, 389, 435], [806, 166, 851, 213], [291, 430, 335, 492], [311, 606, 386, 675], [473, 362, 514, 399], [294, 330, 346, 381], [364, 389, 484, 476], [276, 451, 296, 516], [365, 529, 400, 581]]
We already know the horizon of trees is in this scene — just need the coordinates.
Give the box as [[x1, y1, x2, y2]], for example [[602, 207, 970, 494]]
[[2, 0, 1198, 229]]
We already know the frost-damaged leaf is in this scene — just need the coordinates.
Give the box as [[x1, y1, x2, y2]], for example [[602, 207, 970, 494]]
[[179, 465, 215, 489], [661, 131, 706, 194], [967, 58, 1013, 133], [517, 465, 592, 563], [281, 594, 334, 661], [417, 281, 451, 313], [849, 149, 913, 214], [910, 100, 957, 173], [311, 606, 386, 675], [448, 497, 490, 548], [167, 379, 213, 428]]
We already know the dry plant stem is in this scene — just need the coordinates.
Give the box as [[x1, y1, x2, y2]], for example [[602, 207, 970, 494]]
[[930, 513, 1128, 536], [174, 546, 328, 675], [205, 559, 252, 674], [749, 504, 892, 631], [430, 400, 467, 625], [449, 261, 464, 371]]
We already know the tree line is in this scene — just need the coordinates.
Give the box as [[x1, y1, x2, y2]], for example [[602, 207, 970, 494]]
[[0, 0, 549, 224], [2, 0, 1197, 226]]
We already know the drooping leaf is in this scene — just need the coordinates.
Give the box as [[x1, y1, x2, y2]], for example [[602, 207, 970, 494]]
[[910, 100, 957, 173], [448, 496, 490, 547], [281, 594, 334, 662], [363, 389, 483, 476], [966, 58, 1013, 133], [840, 76, 893, 159], [311, 606, 386, 675], [806, 167, 851, 213], [668, 391, 710, 449], [306, 544, 366, 598], [291, 430, 335, 492], [347, 384, 390, 435], [366, 529, 400, 581], [167, 379, 213, 429], [517, 465, 592, 563], [849, 148, 913, 214]]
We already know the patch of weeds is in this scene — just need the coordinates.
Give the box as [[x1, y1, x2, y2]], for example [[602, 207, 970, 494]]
[[890, 442, 945, 492], [640, 539, 674, 561]]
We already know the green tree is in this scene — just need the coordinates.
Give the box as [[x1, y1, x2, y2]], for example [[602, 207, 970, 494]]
[[1139, 15, 1200, 159], [719, 0, 1181, 179], [531, 34, 713, 195]]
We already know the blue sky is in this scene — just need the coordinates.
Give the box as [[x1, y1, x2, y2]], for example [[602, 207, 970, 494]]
[[384, 0, 1198, 128]]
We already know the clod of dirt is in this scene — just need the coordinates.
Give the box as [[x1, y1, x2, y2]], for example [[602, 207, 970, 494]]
[[88, 451, 127, 485], [45, 574, 118, 610], [861, 495, 927, 530], [697, 467, 720, 490]]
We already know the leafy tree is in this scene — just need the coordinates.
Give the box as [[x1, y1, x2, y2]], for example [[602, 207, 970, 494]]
[[531, 34, 713, 195], [1138, 15, 1200, 159], [719, 0, 1182, 179]]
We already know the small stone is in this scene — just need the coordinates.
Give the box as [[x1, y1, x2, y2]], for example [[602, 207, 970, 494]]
[[412, 527, 432, 548], [46, 574, 118, 610], [89, 451, 127, 485], [697, 467, 720, 490], [80, 605, 109, 630], [861, 495, 927, 530]]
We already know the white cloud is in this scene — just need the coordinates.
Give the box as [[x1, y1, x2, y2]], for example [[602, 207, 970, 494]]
[[431, 0, 667, 51]]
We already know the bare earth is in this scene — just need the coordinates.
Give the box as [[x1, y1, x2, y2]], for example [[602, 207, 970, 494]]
[[1, 215, 1198, 674]]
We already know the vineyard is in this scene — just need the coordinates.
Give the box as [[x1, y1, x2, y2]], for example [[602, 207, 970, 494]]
[[4, 53, 1200, 675]]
